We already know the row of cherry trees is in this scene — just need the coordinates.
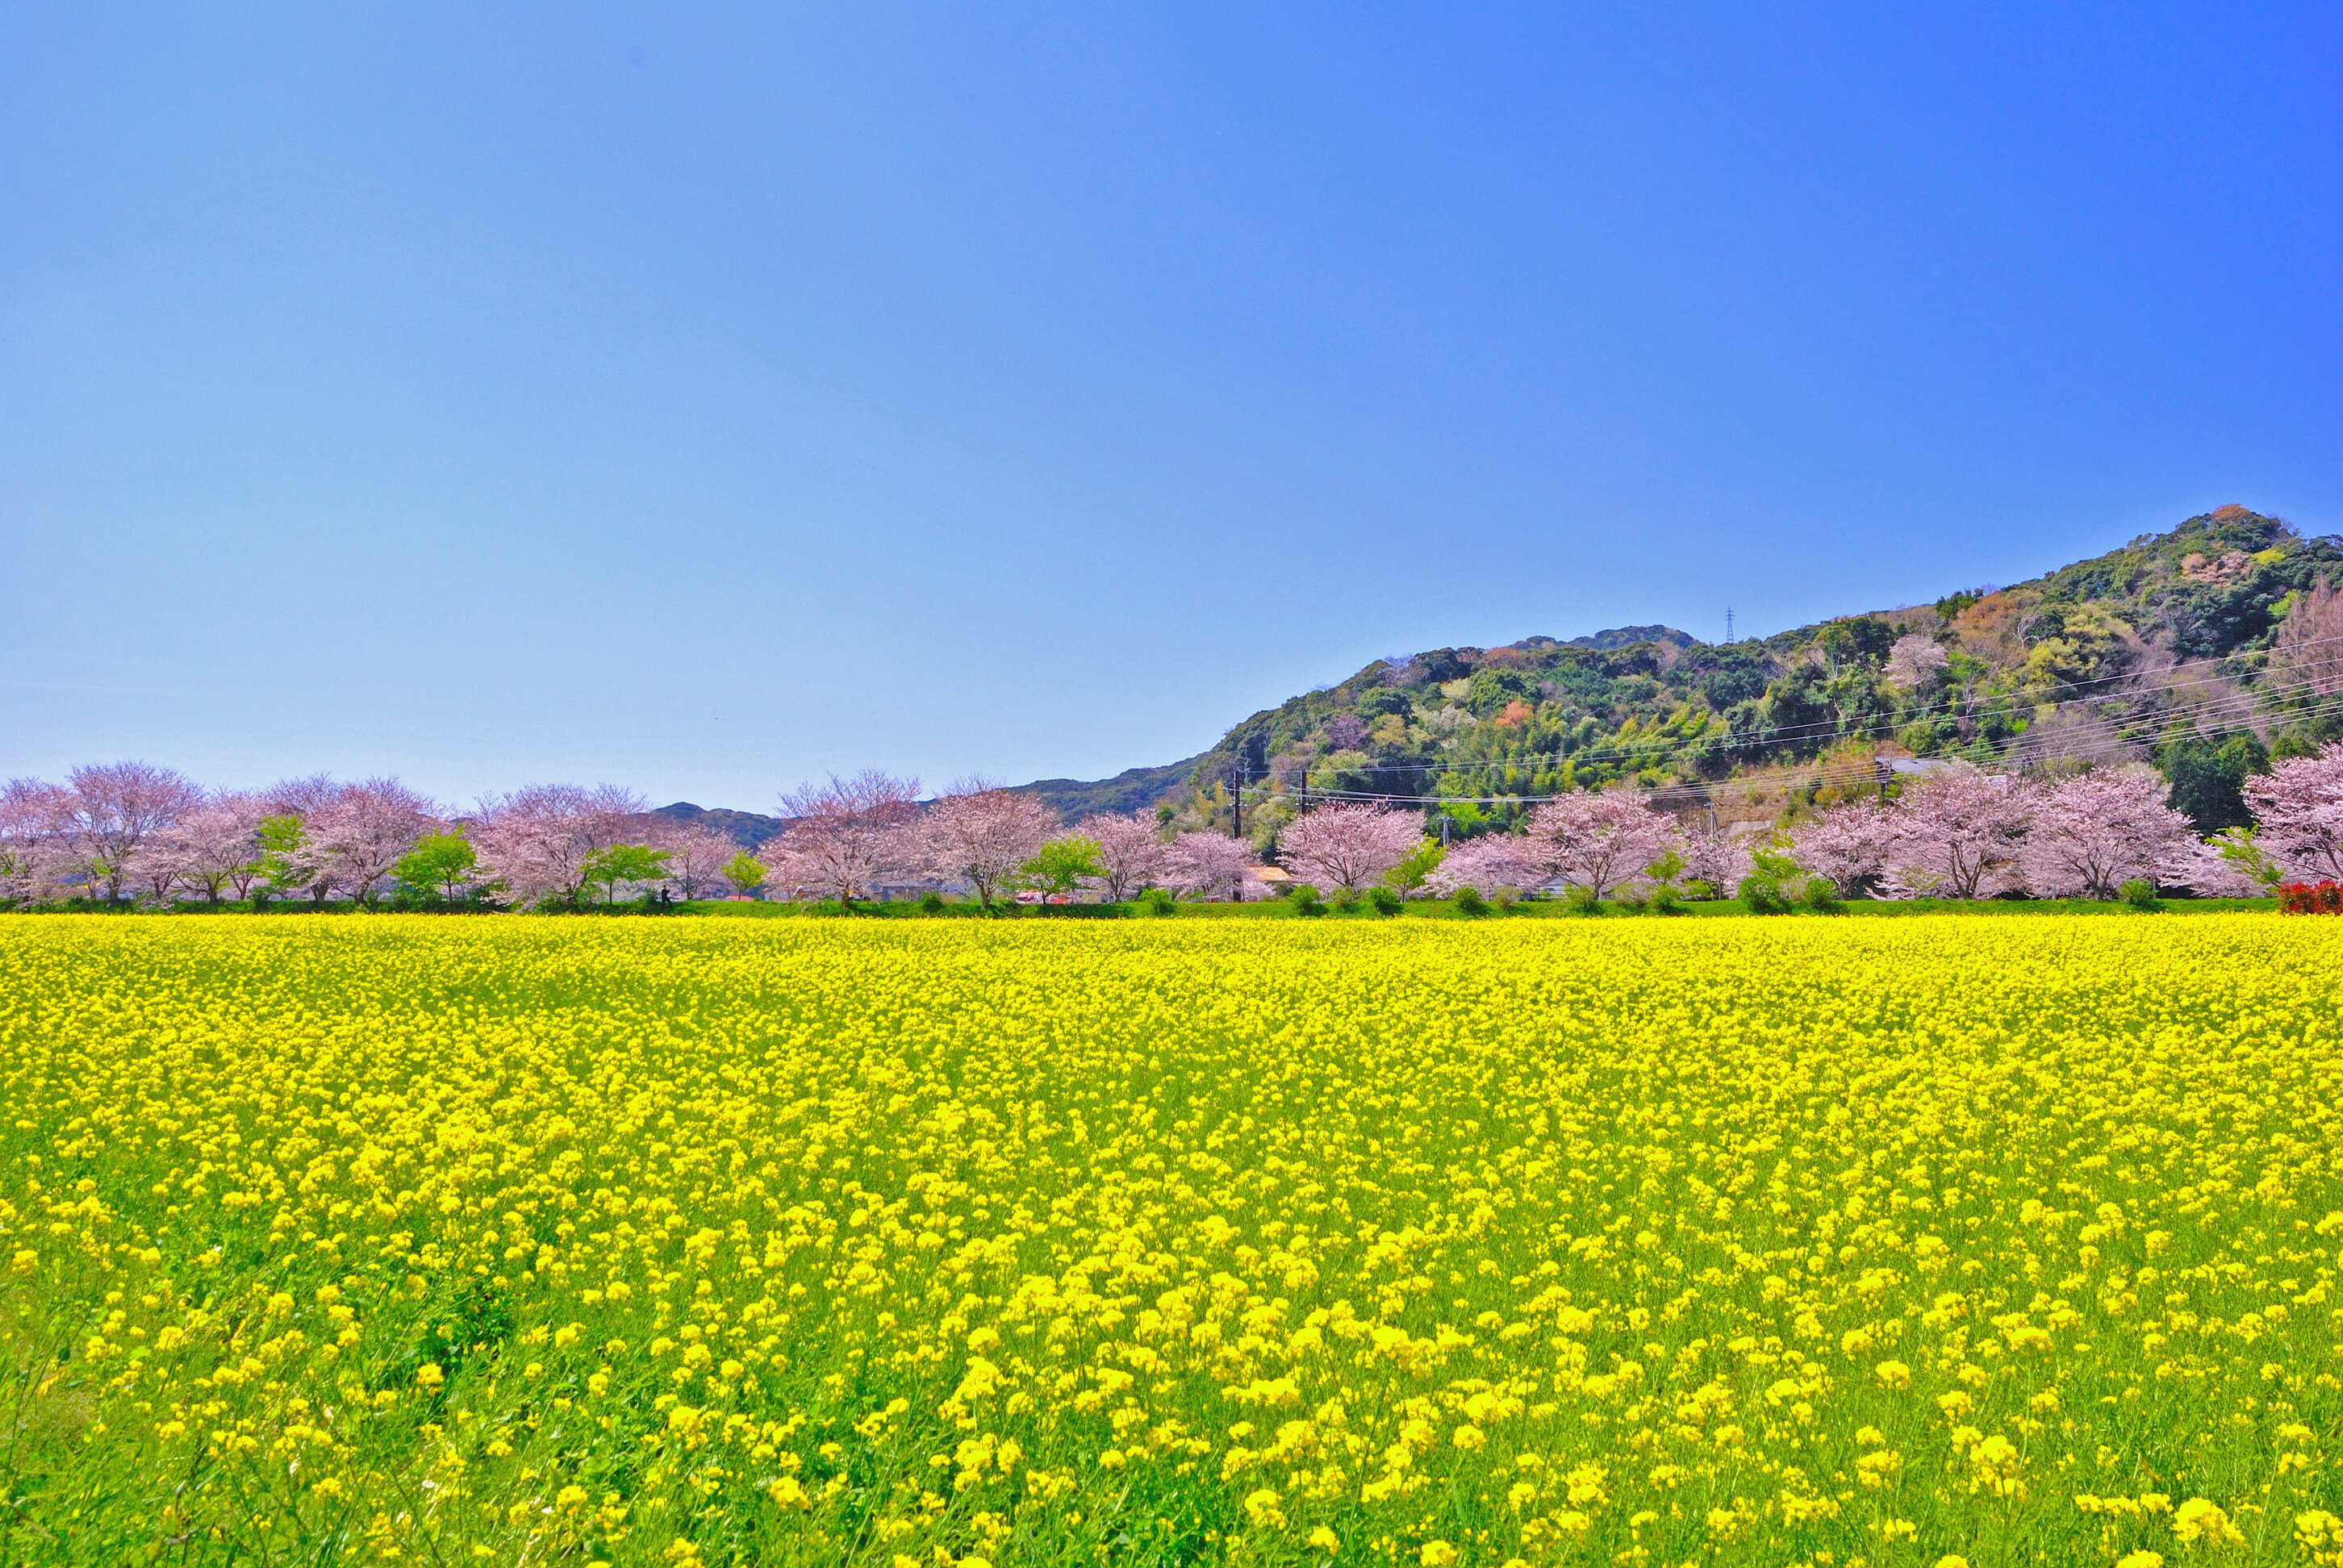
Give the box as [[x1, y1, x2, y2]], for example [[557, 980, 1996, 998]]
[[1782, 748, 2343, 899], [0, 764, 1268, 909], [0, 767, 742, 908], [753, 773, 1268, 906], [1380, 742, 2343, 902], [6, 740, 2337, 907]]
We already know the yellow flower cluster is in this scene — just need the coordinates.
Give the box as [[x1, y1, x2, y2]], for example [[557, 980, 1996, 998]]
[[0, 913, 2337, 1565]]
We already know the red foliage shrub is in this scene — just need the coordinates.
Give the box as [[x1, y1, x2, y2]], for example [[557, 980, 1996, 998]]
[[2278, 881, 2343, 914]]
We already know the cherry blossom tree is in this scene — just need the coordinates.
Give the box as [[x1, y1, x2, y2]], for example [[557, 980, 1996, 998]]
[[2022, 765, 2209, 899], [1076, 811, 1171, 901], [1877, 765, 2034, 899], [1421, 833, 1543, 898], [758, 771, 921, 903], [308, 778, 441, 906], [1884, 633, 1950, 690], [0, 779, 75, 904], [1278, 804, 1424, 892], [643, 822, 742, 901], [1674, 819, 1754, 896], [2244, 740, 2343, 882], [916, 782, 1057, 908], [136, 853, 184, 905], [472, 784, 648, 908], [1163, 832, 1257, 901], [59, 761, 201, 899], [143, 794, 267, 903], [1522, 790, 1681, 899], [211, 798, 274, 901], [1788, 799, 1896, 897]]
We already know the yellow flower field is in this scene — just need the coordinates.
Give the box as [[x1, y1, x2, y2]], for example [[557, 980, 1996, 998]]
[[0, 914, 2337, 1566]]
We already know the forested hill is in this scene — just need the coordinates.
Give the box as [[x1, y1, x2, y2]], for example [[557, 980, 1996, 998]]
[[671, 507, 2338, 846], [1146, 505, 2343, 840]]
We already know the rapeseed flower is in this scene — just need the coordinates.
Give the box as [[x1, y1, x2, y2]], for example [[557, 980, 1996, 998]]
[[0, 912, 2333, 1563]]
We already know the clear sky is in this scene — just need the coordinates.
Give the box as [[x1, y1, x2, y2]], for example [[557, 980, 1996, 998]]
[[5, 4, 2338, 810]]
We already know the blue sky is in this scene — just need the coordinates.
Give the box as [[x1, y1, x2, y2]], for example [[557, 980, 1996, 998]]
[[5, 4, 2337, 810]]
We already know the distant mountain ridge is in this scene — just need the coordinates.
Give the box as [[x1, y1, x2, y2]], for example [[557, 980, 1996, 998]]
[[649, 802, 790, 849], [1009, 757, 1203, 821], [651, 762, 1207, 850]]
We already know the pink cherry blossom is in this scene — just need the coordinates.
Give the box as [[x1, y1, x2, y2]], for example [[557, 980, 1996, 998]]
[[914, 783, 1057, 907], [642, 822, 742, 900], [59, 761, 201, 899], [307, 778, 442, 906], [1877, 765, 2033, 899], [1421, 833, 1543, 898], [1674, 819, 1755, 895], [2022, 765, 2210, 899], [758, 771, 922, 903], [2243, 740, 2343, 882], [144, 793, 269, 903], [1788, 799, 1896, 897], [1884, 633, 1950, 690], [0, 779, 76, 904], [472, 783, 649, 908], [1521, 790, 1680, 899], [1076, 811, 1170, 901], [1163, 831, 1257, 901], [1278, 803, 1424, 892]]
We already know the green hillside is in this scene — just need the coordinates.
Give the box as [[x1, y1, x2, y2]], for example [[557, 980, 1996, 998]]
[[1148, 506, 2343, 842], [674, 507, 2338, 849]]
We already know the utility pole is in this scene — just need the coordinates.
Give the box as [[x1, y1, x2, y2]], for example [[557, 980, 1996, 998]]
[[1230, 759, 1244, 839], [1726, 607, 1734, 643]]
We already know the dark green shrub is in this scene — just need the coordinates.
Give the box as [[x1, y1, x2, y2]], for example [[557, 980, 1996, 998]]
[[2120, 878, 2163, 911], [1451, 886, 1489, 917], [1651, 884, 1685, 915], [1799, 877, 1843, 914], [1137, 887, 1176, 916], [917, 891, 947, 914], [1738, 876, 1791, 914], [1367, 886, 1403, 915], [1332, 890, 1361, 914], [1563, 886, 1602, 915], [1287, 884, 1327, 917]]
